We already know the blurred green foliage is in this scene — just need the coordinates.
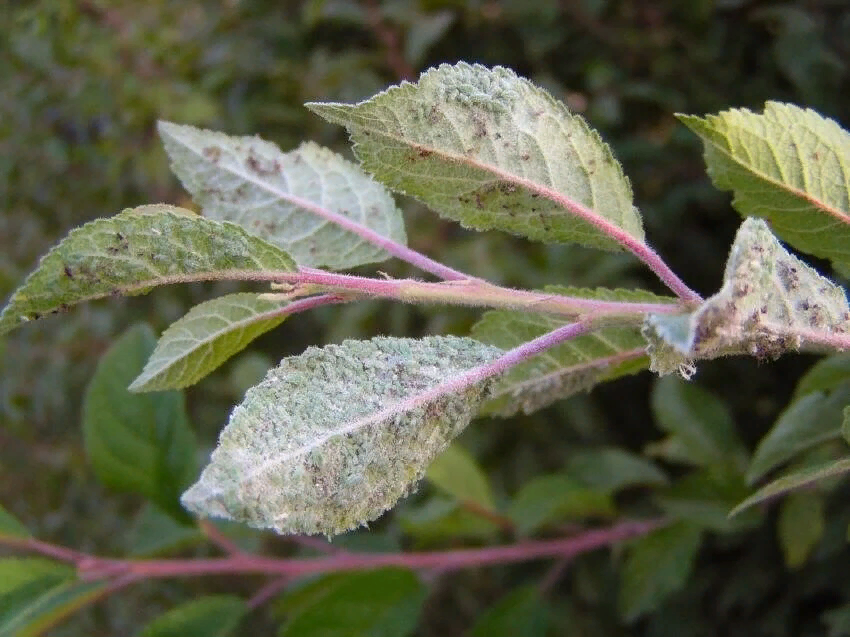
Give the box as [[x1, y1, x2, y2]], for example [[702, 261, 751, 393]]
[[2, 0, 850, 635]]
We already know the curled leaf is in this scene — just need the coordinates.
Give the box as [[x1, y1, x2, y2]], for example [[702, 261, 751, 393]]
[[644, 217, 850, 375], [181, 336, 503, 536]]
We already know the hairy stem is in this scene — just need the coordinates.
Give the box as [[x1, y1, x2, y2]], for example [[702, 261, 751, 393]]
[[279, 268, 687, 318]]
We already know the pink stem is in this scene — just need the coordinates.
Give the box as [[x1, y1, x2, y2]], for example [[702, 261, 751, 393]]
[[265, 190, 473, 281], [288, 268, 685, 317], [198, 520, 249, 556], [95, 519, 663, 579], [425, 153, 702, 302]]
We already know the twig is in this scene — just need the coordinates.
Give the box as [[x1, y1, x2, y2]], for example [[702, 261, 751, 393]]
[[283, 268, 687, 317], [247, 576, 291, 610], [0, 519, 662, 581]]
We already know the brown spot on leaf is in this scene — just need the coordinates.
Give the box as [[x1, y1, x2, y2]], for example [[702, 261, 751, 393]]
[[203, 146, 222, 162]]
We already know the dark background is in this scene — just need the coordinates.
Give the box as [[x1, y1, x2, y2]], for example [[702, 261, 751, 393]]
[[2, 1, 849, 634]]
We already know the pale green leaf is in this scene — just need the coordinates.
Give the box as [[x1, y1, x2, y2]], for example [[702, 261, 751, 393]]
[[778, 491, 825, 569], [644, 217, 850, 375], [83, 324, 197, 523], [276, 569, 426, 637], [136, 595, 246, 637], [566, 447, 668, 493], [794, 353, 850, 398], [618, 522, 703, 622], [651, 376, 749, 473], [678, 102, 850, 268], [0, 558, 107, 637], [746, 385, 850, 483], [506, 474, 615, 536], [471, 286, 668, 416], [468, 585, 549, 637], [307, 62, 644, 252], [158, 121, 406, 270], [730, 457, 850, 517], [130, 293, 289, 392], [0, 505, 29, 539], [181, 336, 503, 536], [426, 444, 495, 510], [0, 205, 296, 336]]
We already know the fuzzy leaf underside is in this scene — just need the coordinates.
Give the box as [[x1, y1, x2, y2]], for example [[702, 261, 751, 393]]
[[644, 217, 850, 375], [130, 293, 290, 392], [158, 122, 407, 270], [308, 62, 644, 252], [471, 287, 670, 416], [181, 335, 504, 536], [0, 205, 296, 336], [679, 102, 850, 269]]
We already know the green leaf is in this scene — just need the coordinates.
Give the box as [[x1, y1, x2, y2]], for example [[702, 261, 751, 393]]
[[126, 504, 203, 557], [158, 122, 407, 270], [646, 218, 850, 375], [468, 585, 549, 637], [794, 353, 850, 398], [83, 324, 197, 523], [823, 603, 850, 637], [471, 286, 669, 417], [136, 595, 246, 637], [399, 497, 501, 544], [650, 375, 749, 473], [730, 457, 850, 517], [308, 62, 644, 252], [0, 505, 30, 539], [506, 474, 615, 536], [657, 469, 762, 532], [618, 522, 703, 623], [746, 385, 850, 483], [129, 293, 289, 392], [181, 335, 503, 536], [777, 491, 825, 569], [678, 102, 850, 269], [565, 447, 669, 493], [0, 205, 296, 336], [426, 443, 495, 510], [0, 558, 107, 637], [843, 406, 850, 445], [276, 569, 426, 637]]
